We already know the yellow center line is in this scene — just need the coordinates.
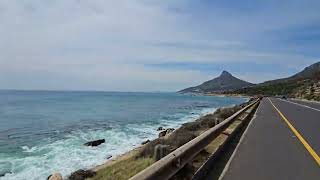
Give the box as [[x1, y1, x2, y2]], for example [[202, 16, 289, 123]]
[[268, 98, 320, 166]]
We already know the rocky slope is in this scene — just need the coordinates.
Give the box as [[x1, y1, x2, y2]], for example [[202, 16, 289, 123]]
[[232, 62, 320, 101], [262, 62, 320, 85]]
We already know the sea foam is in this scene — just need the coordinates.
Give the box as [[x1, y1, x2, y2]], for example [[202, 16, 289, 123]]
[[0, 107, 215, 180]]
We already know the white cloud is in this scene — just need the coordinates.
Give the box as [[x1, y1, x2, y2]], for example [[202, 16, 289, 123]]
[[0, 0, 318, 91]]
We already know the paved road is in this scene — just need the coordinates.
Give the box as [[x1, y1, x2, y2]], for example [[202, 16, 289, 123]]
[[288, 98, 320, 111], [220, 97, 320, 180]]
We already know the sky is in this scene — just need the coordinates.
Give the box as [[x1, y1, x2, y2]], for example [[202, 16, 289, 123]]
[[0, 0, 319, 91]]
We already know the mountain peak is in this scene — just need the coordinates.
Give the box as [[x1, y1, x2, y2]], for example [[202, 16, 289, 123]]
[[220, 70, 232, 77], [178, 70, 254, 93]]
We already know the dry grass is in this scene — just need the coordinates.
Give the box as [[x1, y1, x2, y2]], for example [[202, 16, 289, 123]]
[[226, 120, 241, 130], [190, 117, 245, 171], [88, 157, 154, 180], [205, 134, 228, 153]]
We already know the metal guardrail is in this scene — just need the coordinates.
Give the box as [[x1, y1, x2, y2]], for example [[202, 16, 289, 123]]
[[130, 99, 260, 180], [192, 101, 260, 180]]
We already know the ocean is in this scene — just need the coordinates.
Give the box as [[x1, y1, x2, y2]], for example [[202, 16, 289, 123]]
[[0, 90, 247, 180]]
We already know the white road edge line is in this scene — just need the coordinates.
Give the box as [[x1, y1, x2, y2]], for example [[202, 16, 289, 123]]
[[218, 101, 262, 180], [292, 98, 320, 105], [278, 98, 320, 112]]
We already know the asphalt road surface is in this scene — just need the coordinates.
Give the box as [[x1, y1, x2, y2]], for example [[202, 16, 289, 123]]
[[220, 97, 320, 180], [288, 98, 320, 111]]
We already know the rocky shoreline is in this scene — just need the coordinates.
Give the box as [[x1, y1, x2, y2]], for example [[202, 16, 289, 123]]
[[52, 99, 252, 180], [137, 100, 250, 159]]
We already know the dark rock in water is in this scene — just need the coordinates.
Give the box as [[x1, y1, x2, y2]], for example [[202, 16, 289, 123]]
[[84, 139, 105, 146], [142, 139, 150, 145], [0, 171, 11, 177], [68, 169, 96, 180], [157, 127, 164, 131]]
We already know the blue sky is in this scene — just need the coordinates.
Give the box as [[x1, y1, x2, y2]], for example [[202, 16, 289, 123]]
[[0, 0, 319, 91]]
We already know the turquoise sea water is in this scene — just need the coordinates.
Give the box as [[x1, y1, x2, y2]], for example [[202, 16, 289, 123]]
[[0, 90, 247, 180]]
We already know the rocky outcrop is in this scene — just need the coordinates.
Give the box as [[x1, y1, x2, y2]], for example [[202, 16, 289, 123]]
[[84, 139, 105, 146], [157, 127, 164, 131], [48, 173, 63, 180], [68, 169, 96, 180], [293, 81, 320, 101], [141, 140, 150, 145], [158, 128, 175, 138]]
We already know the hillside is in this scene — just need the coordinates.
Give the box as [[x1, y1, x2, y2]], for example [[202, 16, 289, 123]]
[[232, 62, 320, 101], [179, 71, 254, 93], [262, 62, 320, 85]]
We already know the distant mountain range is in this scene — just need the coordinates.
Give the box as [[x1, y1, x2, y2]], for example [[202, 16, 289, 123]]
[[179, 62, 320, 101], [178, 70, 254, 93]]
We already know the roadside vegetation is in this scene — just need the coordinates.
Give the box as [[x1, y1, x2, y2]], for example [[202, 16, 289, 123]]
[[231, 79, 320, 101], [88, 156, 154, 180]]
